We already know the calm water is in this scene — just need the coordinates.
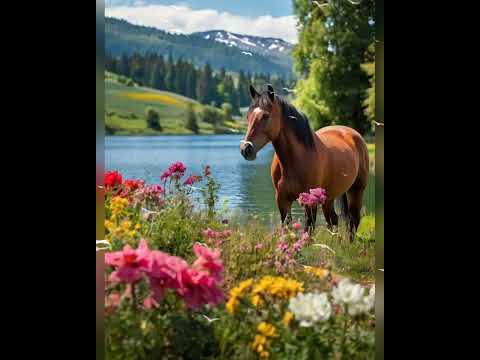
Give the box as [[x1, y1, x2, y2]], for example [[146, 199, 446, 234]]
[[105, 135, 374, 223]]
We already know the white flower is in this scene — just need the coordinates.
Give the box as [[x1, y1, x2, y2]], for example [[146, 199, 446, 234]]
[[332, 280, 375, 316], [331, 279, 364, 306], [288, 292, 332, 327]]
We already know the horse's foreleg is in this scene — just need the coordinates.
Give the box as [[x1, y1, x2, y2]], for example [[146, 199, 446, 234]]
[[276, 191, 292, 228], [304, 205, 317, 235]]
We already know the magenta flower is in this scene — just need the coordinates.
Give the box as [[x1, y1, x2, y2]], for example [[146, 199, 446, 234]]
[[160, 170, 172, 181], [160, 161, 187, 181], [276, 240, 289, 252], [297, 187, 328, 207], [176, 267, 224, 310], [184, 174, 202, 186], [255, 243, 264, 250], [310, 188, 327, 204]]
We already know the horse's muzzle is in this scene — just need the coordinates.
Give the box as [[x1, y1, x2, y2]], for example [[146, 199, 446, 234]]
[[240, 140, 256, 161]]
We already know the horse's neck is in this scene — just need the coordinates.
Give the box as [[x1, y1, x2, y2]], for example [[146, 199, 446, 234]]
[[272, 127, 314, 176]]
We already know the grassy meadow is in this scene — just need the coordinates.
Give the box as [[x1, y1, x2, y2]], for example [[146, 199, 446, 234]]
[[105, 72, 246, 136]]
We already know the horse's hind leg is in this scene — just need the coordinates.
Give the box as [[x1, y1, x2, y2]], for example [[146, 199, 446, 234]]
[[346, 188, 364, 242], [321, 199, 338, 230]]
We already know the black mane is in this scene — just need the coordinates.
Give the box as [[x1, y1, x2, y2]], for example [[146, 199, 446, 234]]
[[249, 91, 315, 148]]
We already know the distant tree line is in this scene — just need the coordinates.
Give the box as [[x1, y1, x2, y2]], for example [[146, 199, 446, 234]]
[[106, 53, 294, 115]]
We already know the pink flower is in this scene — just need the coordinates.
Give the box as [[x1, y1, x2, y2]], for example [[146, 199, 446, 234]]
[[297, 187, 328, 207], [192, 243, 224, 281], [292, 222, 302, 231], [147, 251, 189, 300], [105, 292, 121, 315], [255, 243, 263, 250], [105, 239, 151, 283], [160, 170, 172, 181], [276, 240, 289, 252], [310, 188, 327, 204], [176, 268, 224, 310], [169, 161, 187, 179], [143, 295, 160, 310], [184, 174, 202, 186]]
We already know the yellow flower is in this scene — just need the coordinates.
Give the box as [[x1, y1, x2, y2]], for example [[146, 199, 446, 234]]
[[135, 223, 141, 230], [226, 297, 238, 314], [260, 351, 270, 358], [257, 322, 277, 338], [226, 278, 254, 314], [121, 220, 132, 231], [251, 334, 266, 352], [304, 266, 329, 279], [251, 294, 263, 307], [282, 311, 294, 327]]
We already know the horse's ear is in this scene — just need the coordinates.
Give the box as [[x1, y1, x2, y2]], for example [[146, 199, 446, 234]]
[[249, 84, 259, 100], [266, 84, 275, 103]]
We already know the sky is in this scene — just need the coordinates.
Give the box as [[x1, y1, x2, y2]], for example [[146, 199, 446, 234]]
[[105, 0, 298, 43]]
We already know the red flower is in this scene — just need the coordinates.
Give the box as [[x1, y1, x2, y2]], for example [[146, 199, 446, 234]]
[[204, 165, 211, 177], [161, 162, 187, 181], [184, 174, 202, 186], [124, 179, 145, 192], [105, 170, 123, 188]]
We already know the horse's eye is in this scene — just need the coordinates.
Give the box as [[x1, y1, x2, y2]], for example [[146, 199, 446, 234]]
[[262, 114, 270, 121]]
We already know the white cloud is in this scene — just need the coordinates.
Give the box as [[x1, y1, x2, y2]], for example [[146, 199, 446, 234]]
[[105, 4, 298, 43]]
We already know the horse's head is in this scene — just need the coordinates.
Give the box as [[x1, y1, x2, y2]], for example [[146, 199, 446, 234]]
[[240, 84, 280, 161]]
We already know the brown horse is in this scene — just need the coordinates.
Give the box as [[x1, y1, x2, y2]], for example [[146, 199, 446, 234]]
[[240, 84, 369, 240]]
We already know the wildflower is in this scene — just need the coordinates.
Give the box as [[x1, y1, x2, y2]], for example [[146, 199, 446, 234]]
[[304, 266, 329, 279], [105, 292, 121, 315], [257, 322, 278, 338], [292, 222, 302, 231], [282, 311, 294, 327], [105, 170, 123, 188], [204, 165, 211, 177], [297, 187, 328, 207], [346, 285, 375, 316], [123, 179, 145, 192], [143, 295, 160, 310], [169, 161, 187, 179], [105, 239, 151, 283], [255, 243, 263, 250], [184, 174, 202, 186], [288, 292, 332, 327], [309, 187, 327, 204], [251, 276, 304, 307], [260, 351, 270, 358], [226, 278, 253, 313], [331, 279, 364, 307], [192, 243, 224, 281], [251, 334, 267, 352]]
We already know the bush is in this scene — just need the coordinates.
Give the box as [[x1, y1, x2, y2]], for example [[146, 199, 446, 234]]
[[200, 105, 224, 126], [145, 107, 162, 131], [185, 103, 199, 134], [221, 103, 233, 122]]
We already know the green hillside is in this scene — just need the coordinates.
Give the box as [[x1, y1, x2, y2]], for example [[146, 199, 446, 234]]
[[105, 72, 246, 135]]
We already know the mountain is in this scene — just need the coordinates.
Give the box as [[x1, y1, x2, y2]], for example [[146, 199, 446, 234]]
[[105, 17, 294, 76]]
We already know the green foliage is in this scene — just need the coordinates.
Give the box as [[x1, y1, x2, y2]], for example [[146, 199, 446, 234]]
[[293, 0, 375, 134], [185, 103, 199, 134], [221, 103, 233, 122], [200, 105, 224, 126], [145, 107, 162, 131]]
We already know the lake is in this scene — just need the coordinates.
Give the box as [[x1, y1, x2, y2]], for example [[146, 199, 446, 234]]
[[105, 135, 374, 223]]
